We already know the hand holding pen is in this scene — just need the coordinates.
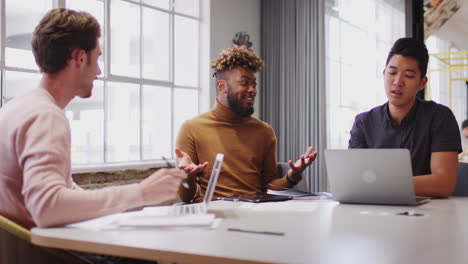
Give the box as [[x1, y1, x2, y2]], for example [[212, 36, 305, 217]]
[[161, 156, 190, 189], [139, 164, 187, 204]]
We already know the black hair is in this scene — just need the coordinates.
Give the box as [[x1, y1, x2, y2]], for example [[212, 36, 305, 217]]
[[462, 119, 468, 129], [385, 38, 429, 78]]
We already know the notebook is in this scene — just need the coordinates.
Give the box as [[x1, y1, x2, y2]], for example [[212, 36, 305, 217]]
[[324, 149, 429, 206], [143, 153, 224, 216]]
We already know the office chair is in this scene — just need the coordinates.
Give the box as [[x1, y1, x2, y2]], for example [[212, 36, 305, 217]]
[[277, 162, 308, 192], [0, 215, 90, 264], [452, 161, 468, 196]]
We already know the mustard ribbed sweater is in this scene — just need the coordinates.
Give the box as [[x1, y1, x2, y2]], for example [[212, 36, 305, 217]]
[[177, 101, 285, 202]]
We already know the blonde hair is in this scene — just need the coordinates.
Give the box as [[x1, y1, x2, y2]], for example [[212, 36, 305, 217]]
[[211, 45, 265, 79]]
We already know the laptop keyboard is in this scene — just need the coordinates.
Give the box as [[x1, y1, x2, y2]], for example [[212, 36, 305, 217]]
[[168, 203, 208, 216]]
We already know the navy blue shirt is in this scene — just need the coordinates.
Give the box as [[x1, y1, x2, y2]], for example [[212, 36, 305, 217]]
[[349, 98, 462, 176]]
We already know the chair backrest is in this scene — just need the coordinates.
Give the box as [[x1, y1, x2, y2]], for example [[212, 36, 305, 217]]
[[0, 215, 31, 241], [453, 161, 468, 196], [277, 162, 308, 192], [0, 215, 90, 264]]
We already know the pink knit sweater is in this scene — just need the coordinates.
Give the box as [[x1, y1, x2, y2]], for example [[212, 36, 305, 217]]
[[0, 88, 146, 229]]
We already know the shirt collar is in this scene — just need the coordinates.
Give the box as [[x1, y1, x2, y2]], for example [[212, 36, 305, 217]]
[[37, 88, 60, 108], [384, 97, 421, 127]]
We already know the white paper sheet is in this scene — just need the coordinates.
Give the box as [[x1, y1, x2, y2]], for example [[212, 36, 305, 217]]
[[66, 210, 217, 230]]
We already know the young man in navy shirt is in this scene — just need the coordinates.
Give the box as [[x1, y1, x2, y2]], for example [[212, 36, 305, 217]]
[[349, 38, 462, 198]]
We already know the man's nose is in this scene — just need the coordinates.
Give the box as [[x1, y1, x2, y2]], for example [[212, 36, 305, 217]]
[[247, 85, 256, 94], [393, 74, 403, 86]]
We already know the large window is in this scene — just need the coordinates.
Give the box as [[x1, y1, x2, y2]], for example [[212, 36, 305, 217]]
[[0, 0, 201, 166], [426, 36, 468, 128], [325, 0, 405, 149]]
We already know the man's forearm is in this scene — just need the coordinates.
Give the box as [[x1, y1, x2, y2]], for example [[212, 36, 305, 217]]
[[413, 174, 456, 198], [267, 174, 303, 190]]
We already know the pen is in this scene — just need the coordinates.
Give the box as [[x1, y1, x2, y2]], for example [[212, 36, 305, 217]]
[[227, 228, 285, 236], [161, 156, 189, 189]]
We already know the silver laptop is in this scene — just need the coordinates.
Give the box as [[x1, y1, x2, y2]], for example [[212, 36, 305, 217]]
[[145, 153, 224, 215], [324, 149, 429, 206]]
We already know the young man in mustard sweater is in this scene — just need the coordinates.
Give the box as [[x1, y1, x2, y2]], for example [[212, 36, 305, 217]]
[[176, 45, 317, 203]]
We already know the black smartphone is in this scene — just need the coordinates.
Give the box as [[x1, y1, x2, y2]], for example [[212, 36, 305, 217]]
[[219, 193, 293, 203]]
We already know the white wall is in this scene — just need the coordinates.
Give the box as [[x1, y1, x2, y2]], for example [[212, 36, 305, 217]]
[[206, 0, 262, 117]]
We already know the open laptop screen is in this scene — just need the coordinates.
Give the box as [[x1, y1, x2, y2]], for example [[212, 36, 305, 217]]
[[325, 149, 427, 206], [203, 153, 224, 204]]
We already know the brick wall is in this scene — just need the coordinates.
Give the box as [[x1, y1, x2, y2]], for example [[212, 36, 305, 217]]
[[72, 167, 181, 205], [72, 168, 158, 189]]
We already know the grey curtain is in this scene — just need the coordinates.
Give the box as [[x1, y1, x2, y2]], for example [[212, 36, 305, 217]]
[[260, 0, 326, 192]]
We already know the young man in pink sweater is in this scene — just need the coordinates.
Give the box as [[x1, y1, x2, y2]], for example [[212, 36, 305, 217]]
[[0, 8, 186, 229]]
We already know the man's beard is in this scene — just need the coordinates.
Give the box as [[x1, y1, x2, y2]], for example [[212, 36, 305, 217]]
[[227, 87, 254, 117]]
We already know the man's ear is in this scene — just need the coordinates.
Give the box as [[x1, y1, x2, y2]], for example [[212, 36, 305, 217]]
[[70, 48, 86, 68], [419, 76, 428, 91], [216, 79, 227, 94]]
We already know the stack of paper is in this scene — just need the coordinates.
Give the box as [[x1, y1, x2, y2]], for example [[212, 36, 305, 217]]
[[66, 210, 217, 230], [119, 213, 215, 227]]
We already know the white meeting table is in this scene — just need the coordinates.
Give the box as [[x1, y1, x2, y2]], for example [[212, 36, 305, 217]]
[[32, 198, 468, 264]]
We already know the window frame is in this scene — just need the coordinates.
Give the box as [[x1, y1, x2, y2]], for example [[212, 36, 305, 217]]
[[0, 0, 203, 171], [325, 0, 405, 149]]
